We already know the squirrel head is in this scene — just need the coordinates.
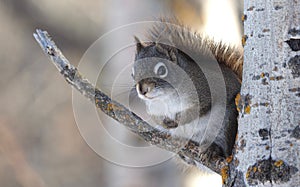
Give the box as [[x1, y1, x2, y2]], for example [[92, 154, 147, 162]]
[[132, 36, 212, 118], [132, 36, 182, 101]]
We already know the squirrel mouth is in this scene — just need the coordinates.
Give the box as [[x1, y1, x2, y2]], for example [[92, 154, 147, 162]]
[[137, 91, 156, 100], [136, 83, 156, 100]]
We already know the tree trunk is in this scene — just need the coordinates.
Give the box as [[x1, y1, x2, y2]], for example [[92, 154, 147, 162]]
[[226, 0, 300, 186]]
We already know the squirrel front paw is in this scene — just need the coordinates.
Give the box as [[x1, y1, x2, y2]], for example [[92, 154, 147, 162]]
[[162, 118, 178, 129]]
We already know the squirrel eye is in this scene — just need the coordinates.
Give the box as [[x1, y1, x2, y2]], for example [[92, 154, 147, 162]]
[[153, 62, 168, 78]]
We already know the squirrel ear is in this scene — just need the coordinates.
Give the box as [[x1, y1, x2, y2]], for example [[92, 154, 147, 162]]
[[134, 36, 146, 53]]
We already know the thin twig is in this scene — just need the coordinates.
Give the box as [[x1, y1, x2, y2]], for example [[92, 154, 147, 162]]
[[33, 29, 224, 174]]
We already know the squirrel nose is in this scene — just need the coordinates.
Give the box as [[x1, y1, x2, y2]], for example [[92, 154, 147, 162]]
[[136, 82, 154, 96]]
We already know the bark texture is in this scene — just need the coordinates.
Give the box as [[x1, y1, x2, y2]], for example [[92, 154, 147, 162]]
[[225, 1, 300, 186]]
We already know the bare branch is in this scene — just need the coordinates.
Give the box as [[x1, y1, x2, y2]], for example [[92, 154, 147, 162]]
[[33, 29, 224, 174]]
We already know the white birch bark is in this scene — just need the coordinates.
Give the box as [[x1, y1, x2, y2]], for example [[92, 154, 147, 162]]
[[226, 0, 300, 186]]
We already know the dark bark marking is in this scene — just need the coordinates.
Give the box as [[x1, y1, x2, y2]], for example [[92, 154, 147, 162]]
[[247, 6, 255, 11], [46, 45, 55, 56], [252, 75, 261, 80], [274, 5, 283, 10], [261, 78, 268, 85], [259, 129, 269, 140], [246, 158, 298, 185], [287, 55, 300, 78], [269, 76, 284, 81], [256, 8, 265, 11], [239, 138, 246, 151], [291, 126, 300, 139], [286, 39, 300, 51], [289, 87, 300, 97], [288, 28, 300, 37]]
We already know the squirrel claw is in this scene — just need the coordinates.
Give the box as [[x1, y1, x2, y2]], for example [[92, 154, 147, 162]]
[[162, 118, 178, 129], [199, 143, 224, 164]]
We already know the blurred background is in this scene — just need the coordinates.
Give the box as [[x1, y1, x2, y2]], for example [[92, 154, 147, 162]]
[[0, 0, 242, 186]]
